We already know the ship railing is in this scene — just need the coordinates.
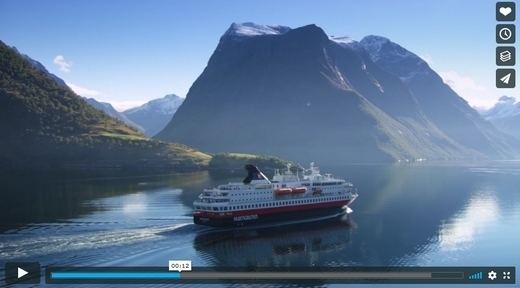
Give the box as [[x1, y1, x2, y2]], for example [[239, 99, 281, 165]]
[[198, 195, 229, 202], [211, 191, 228, 197], [195, 198, 214, 203], [275, 192, 329, 199], [275, 194, 305, 199]]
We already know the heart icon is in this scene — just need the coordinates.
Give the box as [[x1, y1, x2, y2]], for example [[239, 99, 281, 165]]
[[500, 7, 512, 16]]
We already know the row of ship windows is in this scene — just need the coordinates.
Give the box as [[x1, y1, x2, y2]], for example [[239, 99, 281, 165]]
[[215, 186, 340, 196], [229, 188, 341, 201], [219, 186, 273, 190], [229, 188, 341, 197], [303, 182, 344, 186], [231, 197, 270, 202], [202, 190, 345, 203], [196, 195, 348, 211]]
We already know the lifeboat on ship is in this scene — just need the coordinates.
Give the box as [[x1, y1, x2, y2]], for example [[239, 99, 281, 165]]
[[275, 188, 292, 195], [291, 187, 307, 194]]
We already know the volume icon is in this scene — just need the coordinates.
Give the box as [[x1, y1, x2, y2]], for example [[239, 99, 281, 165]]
[[469, 272, 483, 280]]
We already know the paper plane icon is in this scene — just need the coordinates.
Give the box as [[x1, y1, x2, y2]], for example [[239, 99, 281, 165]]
[[501, 73, 511, 84], [496, 69, 516, 88]]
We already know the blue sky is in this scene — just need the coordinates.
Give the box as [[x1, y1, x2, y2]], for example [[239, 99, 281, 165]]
[[1, 0, 516, 111]]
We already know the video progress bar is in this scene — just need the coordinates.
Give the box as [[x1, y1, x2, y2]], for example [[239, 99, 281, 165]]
[[46, 267, 516, 285], [51, 271, 462, 280]]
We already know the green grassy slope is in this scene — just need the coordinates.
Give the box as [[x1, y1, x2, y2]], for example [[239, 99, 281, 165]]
[[208, 152, 296, 172], [0, 41, 210, 169]]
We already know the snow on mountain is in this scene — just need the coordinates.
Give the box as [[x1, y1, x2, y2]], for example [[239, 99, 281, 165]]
[[123, 94, 184, 137], [479, 96, 520, 140], [124, 94, 184, 115], [223, 22, 292, 38], [481, 96, 520, 120], [358, 35, 431, 83], [330, 36, 356, 47], [82, 97, 144, 132], [358, 36, 396, 62]]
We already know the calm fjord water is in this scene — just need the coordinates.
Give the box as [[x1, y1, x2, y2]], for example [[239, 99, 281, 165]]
[[0, 162, 519, 287]]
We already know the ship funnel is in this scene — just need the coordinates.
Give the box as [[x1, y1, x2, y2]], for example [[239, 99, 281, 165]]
[[243, 164, 269, 184]]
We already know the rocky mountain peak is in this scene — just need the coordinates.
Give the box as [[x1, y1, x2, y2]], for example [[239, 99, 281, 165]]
[[359, 35, 431, 83], [223, 22, 292, 38]]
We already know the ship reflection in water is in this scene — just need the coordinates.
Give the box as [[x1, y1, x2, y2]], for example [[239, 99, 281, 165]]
[[193, 214, 357, 267]]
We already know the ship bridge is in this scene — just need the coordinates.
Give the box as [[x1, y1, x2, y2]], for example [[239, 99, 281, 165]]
[[272, 163, 300, 183]]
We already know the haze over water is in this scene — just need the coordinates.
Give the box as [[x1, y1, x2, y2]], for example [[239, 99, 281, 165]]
[[1, 162, 519, 287]]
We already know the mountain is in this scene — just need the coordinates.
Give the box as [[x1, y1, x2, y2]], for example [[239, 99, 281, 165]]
[[479, 96, 520, 139], [358, 36, 520, 157], [83, 97, 145, 133], [154, 22, 517, 163], [123, 94, 184, 137], [10, 47, 145, 133], [0, 40, 210, 169], [11, 46, 67, 87], [481, 96, 520, 120]]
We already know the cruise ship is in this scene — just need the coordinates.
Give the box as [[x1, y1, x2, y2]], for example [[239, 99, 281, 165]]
[[193, 163, 358, 227]]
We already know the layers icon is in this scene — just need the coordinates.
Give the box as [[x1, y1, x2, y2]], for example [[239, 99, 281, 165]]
[[500, 50, 512, 62], [497, 47, 516, 66]]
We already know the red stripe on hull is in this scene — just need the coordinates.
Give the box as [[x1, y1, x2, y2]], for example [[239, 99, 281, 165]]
[[194, 199, 350, 219]]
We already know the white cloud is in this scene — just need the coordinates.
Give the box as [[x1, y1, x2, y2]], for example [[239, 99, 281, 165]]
[[472, 105, 489, 113], [438, 71, 487, 92], [53, 55, 73, 73], [419, 54, 434, 65], [66, 83, 100, 96], [109, 101, 147, 112], [438, 71, 495, 108], [64, 84, 146, 111]]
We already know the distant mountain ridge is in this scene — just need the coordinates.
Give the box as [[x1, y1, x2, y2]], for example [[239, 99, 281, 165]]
[[10, 46, 67, 87], [0, 40, 210, 169], [479, 96, 520, 140], [481, 96, 520, 120], [10, 46, 185, 139], [357, 36, 520, 157], [82, 97, 144, 133], [154, 22, 519, 163], [9, 47, 145, 133], [223, 22, 292, 37], [123, 94, 184, 137]]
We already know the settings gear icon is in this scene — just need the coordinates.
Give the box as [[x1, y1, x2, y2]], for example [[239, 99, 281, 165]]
[[488, 270, 497, 280]]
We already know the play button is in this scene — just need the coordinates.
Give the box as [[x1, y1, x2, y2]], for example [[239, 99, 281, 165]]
[[5, 262, 40, 284], [18, 267, 29, 278]]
